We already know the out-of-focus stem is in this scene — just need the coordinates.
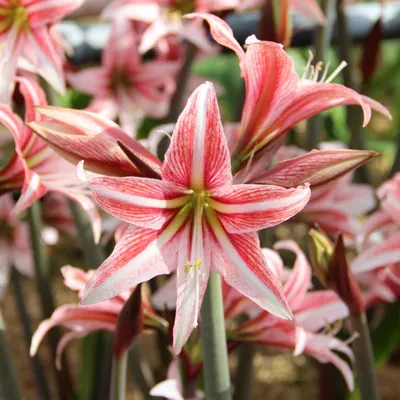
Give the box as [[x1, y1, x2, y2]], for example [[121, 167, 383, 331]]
[[349, 311, 379, 400], [110, 352, 128, 400], [233, 342, 256, 400], [27, 201, 73, 400], [128, 342, 154, 400], [11, 268, 50, 400], [200, 272, 232, 400], [306, 0, 337, 150], [165, 42, 197, 123], [0, 309, 23, 400], [390, 130, 400, 177], [336, 0, 369, 182]]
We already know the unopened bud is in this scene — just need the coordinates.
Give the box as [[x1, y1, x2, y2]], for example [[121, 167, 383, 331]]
[[307, 228, 334, 286], [113, 284, 143, 359], [328, 235, 364, 314]]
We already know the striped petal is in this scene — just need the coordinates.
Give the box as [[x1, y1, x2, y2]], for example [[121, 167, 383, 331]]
[[209, 183, 310, 233], [162, 82, 232, 191], [352, 233, 400, 274], [206, 209, 291, 320], [87, 176, 190, 230], [82, 221, 188, 305], [252, 149, 378, 188]]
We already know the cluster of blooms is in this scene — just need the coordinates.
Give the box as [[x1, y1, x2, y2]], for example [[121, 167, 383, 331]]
[[0, 0, 396, 398]]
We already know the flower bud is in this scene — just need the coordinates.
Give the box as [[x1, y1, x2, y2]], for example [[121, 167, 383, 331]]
[[113, 284, 143, 359], [307, 227, 334, 286], [328, 235, 364, 314]]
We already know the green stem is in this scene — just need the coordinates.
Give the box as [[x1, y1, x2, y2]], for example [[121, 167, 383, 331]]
[[0, 309, 23, 400], [200, 272, 232, 400], [128, 342, 154, 400], [233, 343, 256, 400], [389, 129, 400, 177], [336, 0, 369, 182], [349, 312, 379, 400], [110, 352, 128, 400], [11, 268, 50, 400], [305, 0, 337, 150], [27, 201, 73, 400]]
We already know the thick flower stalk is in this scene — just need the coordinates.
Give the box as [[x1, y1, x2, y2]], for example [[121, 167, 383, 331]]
[[0, 193, 33, 298], [226, 241, 354, 390], [185, 13, 391, 180], [0, 77, 101, 241], [0, 0, 84, 102], [67, 19, 180, 137], [79, 82, 311, 354]]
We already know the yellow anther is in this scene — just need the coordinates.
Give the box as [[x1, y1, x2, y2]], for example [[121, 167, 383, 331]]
[[184, 258, 202, 273]]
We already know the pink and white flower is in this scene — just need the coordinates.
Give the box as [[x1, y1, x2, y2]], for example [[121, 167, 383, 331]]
[[0, 0, 84, 102], [80, 82, 312, 354]]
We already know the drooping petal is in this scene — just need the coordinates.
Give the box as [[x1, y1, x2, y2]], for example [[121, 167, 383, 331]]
[[82, 220, 189, 305], [290, 0, 326, 25], [87, 176, 190, 230], [274, 241, 311, 306], [184, 13, 245, 60], [352, 233, 400, 274], [252, 149, 378, 188], [206, 210, 291, 320], [162, 82, 232, 190], [209, 183, 310, 233], [150, 379, 184, 400]]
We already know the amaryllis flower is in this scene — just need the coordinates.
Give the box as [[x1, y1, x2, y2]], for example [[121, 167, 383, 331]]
[[67, 19, 180, 137], [80, 82, 311, 354], [150, 357, 204, 400], [0, 0, 84, 102], [185, 14, 391, 175], [102, 0, 235, 54], [226, 241, 353, 390], [0, 77, 101, 241], [0, 194, 33, 299], [30, 266, 164, 368]]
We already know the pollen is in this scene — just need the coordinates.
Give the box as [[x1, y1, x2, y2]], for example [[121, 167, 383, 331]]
[[184, 258, 202, 274], [0, 1, 30, 33]]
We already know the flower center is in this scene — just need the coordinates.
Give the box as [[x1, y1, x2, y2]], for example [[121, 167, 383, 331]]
[[0, 1, 29, 33], [109, 69, 132, 93], [169, 0, 196, 14]]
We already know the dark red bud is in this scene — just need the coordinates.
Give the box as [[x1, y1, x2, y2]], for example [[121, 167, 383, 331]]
[[113, 284, 144, 359], [328, 235, 364, 314]]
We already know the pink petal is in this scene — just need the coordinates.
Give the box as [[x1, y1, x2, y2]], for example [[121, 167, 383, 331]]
[[67, 67, 108, 96], [206, 215, 291, 320], [184, 13, 244, 60], [352, 233, 400, 274], [252, 149, 378, 188], [150, 379, 184, 400], [162, 82, 232, 191], [102, 0, 161, 24], [82, 223, 187, 305], [87, 176, 190, 230], [274, 240, 311, 306], [290, 0, 326, 25], [210, 183, 310, 233]]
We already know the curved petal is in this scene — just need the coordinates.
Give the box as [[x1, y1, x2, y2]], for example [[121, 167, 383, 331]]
[[162, 82, 232, 191], [252, 149, 378, 188], [82, 221, 188, 305], [210, 183, 310, 233]]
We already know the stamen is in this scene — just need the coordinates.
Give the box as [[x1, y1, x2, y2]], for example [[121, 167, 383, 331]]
[[302, 50, 314, 80], [324, 61, 347, 83], [184, 258, 202, 273], [313, 61, 323, 82], [320, 61, 331, 83]]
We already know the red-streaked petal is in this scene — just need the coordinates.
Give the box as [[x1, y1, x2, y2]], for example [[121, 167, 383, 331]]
[[173, 223, 210, 354], [210, 183, 310, 233], [88, 176, 190, 230], [252, 149, 378, 188], [295, 291, 349, 332], [275, 241, 311, 306], [82, 221, 189, 305], [162, 82, 232, 190], [206, 211, 291, 319], [352, 233, 400, 274], [184, 13, 244, 60]]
